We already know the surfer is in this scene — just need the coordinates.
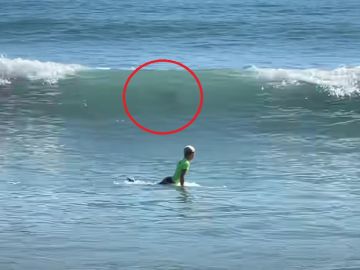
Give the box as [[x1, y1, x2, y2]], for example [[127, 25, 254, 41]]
[[159, 145, 195, 187], [126, 145, 195, 186]]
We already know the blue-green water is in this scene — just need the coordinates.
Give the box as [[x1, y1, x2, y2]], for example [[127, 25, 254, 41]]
[[1, 0, 360, 269], [1, 0, 360, 68]]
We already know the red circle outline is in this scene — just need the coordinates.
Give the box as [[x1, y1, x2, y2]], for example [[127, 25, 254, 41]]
[[122, 59, 204, 135]]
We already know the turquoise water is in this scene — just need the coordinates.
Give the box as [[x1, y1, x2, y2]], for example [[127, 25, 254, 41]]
[[1, 0, 360, 269]]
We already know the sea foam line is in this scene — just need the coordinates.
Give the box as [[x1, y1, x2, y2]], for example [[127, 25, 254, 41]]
[[251, 66, 360, 97], [0, 56, 86, 85]]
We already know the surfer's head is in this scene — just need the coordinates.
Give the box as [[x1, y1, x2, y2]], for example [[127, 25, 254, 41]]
[[184, 145, 195, 161]]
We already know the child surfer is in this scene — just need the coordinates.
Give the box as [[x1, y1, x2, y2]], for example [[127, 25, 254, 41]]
[[159, 145, 195, 187]]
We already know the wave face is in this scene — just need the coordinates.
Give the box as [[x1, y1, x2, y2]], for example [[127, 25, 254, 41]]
[[1, 58, 360, 124]]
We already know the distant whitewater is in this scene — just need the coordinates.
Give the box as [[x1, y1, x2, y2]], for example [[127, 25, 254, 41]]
[[0, 56, 85, 85]]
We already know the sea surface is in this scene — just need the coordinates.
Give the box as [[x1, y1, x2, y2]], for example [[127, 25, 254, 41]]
[[1, 0, 360, 269]]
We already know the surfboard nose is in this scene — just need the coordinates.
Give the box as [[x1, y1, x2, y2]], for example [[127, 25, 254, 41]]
[[127, 177, 135, 182]]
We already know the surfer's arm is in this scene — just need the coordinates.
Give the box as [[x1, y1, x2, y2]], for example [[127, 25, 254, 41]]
[[180, 169, 186, 187]]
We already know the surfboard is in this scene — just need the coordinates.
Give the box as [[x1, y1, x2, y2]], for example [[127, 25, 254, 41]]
[[126, 177, 135, 182]]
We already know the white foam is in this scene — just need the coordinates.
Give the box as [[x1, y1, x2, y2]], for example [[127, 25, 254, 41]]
[[175, 182, 201, 187], [0, 78, 11, 85], [0, 56, 86, 85], [251, 66, 360, 97], [117, 180, 201, 187], [122, 180, 156, 186], [95, 67, 111, 70]]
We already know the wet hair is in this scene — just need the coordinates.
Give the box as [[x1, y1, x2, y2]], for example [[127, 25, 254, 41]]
[[184, 146, 195, 157]]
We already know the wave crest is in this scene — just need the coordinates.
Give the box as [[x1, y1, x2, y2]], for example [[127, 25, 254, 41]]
[[0, 56, 85, 85], [252, 66, 360, 97]]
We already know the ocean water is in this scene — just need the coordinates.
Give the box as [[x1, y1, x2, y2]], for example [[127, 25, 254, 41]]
[[1, 0, 360, 269]]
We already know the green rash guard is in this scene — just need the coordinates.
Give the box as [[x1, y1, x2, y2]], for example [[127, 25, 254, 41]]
[[173, 159, 190, 184]]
